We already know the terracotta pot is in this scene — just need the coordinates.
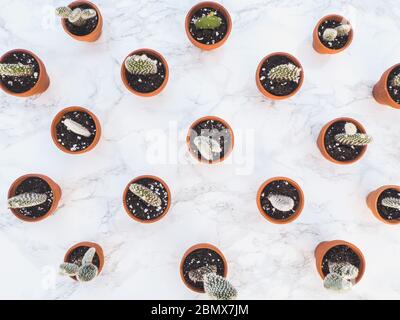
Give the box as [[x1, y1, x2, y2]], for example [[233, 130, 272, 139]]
[[256, 176, 305, 224], [186, 116, 234, 164], [180, 243, 228, 293], [61, 1, 103, 42], [185, 1, 232, 51], [123, 175, 171, 223], [256, 52, 304, 100], [367, 185, 400, 225], [51, 106, 101, 155], [121, 48, 169, 97], [317, 117, 368, 165], [0, 49, 50, 97], [314, 240, 365, 284], [64, 241, 104, 281], [312, 14, 354, 54], [373, 64, 400, 109], [8, 174, 61, 222]]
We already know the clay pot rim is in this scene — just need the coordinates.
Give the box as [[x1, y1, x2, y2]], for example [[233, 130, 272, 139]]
[[256, 52, 304, 100], [123, 175, 171, 224], [256, 176, 305, 224], [180, 243, 228, 293], [120, 48, 169, 97], [368, 185, 400, 225], [63, 241, 104, 281], [313, 14, 354, 54], [7, 173, 61, 222], [317, 117, 368, 165], [51, 106, 101, 155], [186, 116, 235, 164], [377, 63, 400, 105], [0, 49, 47, 97], [185, 1, 232, 51]]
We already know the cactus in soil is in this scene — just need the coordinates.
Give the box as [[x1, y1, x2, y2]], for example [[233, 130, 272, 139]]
[[62, 118, 91, 137], [194, 11, 222, 30], [8, 193, 47, 209], [323, 24, 351, 42], [335, 24, 351, 37], [56, 6, 97, 26], [267, 194, 295, 212], [268, 63, 302, 83], [382, 197, 400, 210], [125, 54, 158, 76], [204, 273, 237, 300], [193, 135, 222, 161], [334, 122, 372, 146], [392, 74, 400, 88], [0, 63, 34, 77], [323, 262, 359, 292], [323, 28, 338, 42], [59, 247, 98, 283], [188, 265, 217, 283], [129, 183, 162, 207]]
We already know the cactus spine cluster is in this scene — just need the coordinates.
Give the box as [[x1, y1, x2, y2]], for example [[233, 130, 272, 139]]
[[322, 23, 351, 42], [129, 183, 162, 207], [323, 262, 359, 292], [62, 118, 91, 137], [334, 122, 372, 146], [59, 247, 99, 282], [392, 74, 400, 87], [267, 194, 295, 212], [193, 135, 222, 161], [56, 6, 97, 26], [0, 63, 34, 77], [125, 54, 158, 76], [268, 63, 302, 83], [8, 192, 47, 209], [194, 11, 222, 30], [382, 197, 400, 210]]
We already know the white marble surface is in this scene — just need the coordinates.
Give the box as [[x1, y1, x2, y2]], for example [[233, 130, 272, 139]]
[[0, 0, 400, 300]]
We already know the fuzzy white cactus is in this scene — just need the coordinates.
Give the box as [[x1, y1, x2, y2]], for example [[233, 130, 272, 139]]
[[335, 24, 351, 37], [323, 262, 359, 292], [56, 6, 97, 26], [268, 63, 302, 83], [8, 192, 47, 209], [334, 122, 372, 146], [322, 28, 338, 42], [125, 54, 158, 76], [0, 63, 34, 77], [59, 247, 98, 283], [188, 265, 217, 283], [62, 118, 91, 137], [382, 197, 400, 210], [392, 74, 400, 87], [193, 136, 222, 161], [267, 194, 295, 212], [322, 24, 351, 42], [129, 183, 162, 207]]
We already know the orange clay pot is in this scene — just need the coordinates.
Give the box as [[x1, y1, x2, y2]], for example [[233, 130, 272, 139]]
[[61, 1, 103, 42], [64, 241, 104, 281], [315, 240, 365, 284], [185, 1, 232, 51], [186, 116, 234, 164], [51, 106, 101, 155], [123, 175, 171, 224], [373, 64, 400, 109], [180, 243, 228, 293], [0, 49, 50, 97], [317, 117, 368, 165], [367, 185, 400, 225], [121, 48, 169, 97], [256, 52, 304, 100], [312, 14, 353, 54], [256, 176, 305, 224], [8, 174, 61, 222]]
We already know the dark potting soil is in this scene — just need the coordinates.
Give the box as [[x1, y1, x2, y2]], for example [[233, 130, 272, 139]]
[[259, 179, 300, 220], [259, 54, 302, 97], [55, 110, 97, 152], [318, 19, 350, 50], [321, 245, 361, 277], [182, 248, 225, 291], [377, 188, 400, 221], [189, 119, 232, 163], [64, 3, 99, 36], [324, 120, 365, 162], [66, 246, 100, 268], [12, 177, 54, 219], [188, 7, 228, 45], [125, 177, 169, 221], [125, 52, 166, 94], [0, 51, 40, 94], [387, 65, 400, 104]]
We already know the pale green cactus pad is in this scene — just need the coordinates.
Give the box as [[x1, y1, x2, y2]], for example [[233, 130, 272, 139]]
[[59, 262, 79, 276], [0, 63, 34, 77], [62, 118, 91, 137], [203, 273, 237, 300], [323, 28, 338, 42], [56, 6, 96, 26], [125, 54, 158, 76], [382, 197, 400, 210], [323, 262, 358, 292], [334, 122, 372, 146], [328, 262, 359, 281], [193, 136, 222, 161], [188, 265, 217, 283], [392, 74, 400, 87], [194, 11, 222, 30], [323, 273, 353, 292], [129, 183, 162, 207], [76, 264, 98, 282], [267, 194, 295, 212], [8, 192, 47, 209], [59, 247, 99, 283], [268, 63, 302, 83]]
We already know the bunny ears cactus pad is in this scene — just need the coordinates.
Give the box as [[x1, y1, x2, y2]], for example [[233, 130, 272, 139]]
[[56, 6, 97, 26], [334, 122, 372, 146], [125, 54, 158, 76], [0, 63, 34, 77], [8, 193, 47, 209], [60, 247, 99, 282], [324, 262, 359, 292], [267, 63, 302, 83]]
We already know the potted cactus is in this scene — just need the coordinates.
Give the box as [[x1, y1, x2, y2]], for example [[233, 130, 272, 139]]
[[186, 116, 234, 164], [256, 52, 304, 100], [7, 174, 61, 222], [123, 175, 171, 223], [317, 117, 372, 164], [60, 242, 104, 282], [55, 1, 103, 42], [373, 63, 400, 109], [256, 177, 304, 224], [367, 185, 400, 225], [313, 14, 353, 54], [121, 49, 169, 97], [185, 1, 232, 51], [0, 49, 49, 97], [51, 106, 101, 154], [315, 240, 365, 292]]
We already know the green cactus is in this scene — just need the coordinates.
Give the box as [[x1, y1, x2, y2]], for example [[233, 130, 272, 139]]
[[329, 262, 359, 280], [56, 6, 97, 26], [392, 74, 400, 87], [59, 247, 98, 283], [7, 192, 47, 209], [188, 265, 217, 283], [76, 264, 98, 282], [194, 11, 222, 30], [125, 54, 158, 76], [129, 183, 162, 207], [323, 262, 359, 292], [0, 63, 34, 77], [268, 63, 302, 83], [59, 262, 79, 276], [323, 273, 353, 291], [382, 197, 400, 210], [204, 273, 237, 300], [334, 122, 372, 146]]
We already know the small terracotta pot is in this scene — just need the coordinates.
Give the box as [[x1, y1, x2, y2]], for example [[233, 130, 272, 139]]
[[61, 1, 103, 42], [256, 176, 305, 224], [51, 106, 101, 155], [186, 116, 234, 164], [256, 52, 304, 100], [121, 48, 169, 97], [180, 243, 228, 293], [123, 175, 171, 224], [0, 49, 50, 97], [373, 64, 400, 109], [185, 1, 232, 51], [367, 185, 400, 225], [8, 174, 62, 222], [64, 241, 104, 281], [317, 117, 368, 165], [312, 14, 354, 54], [314, 240, 365, 284]]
